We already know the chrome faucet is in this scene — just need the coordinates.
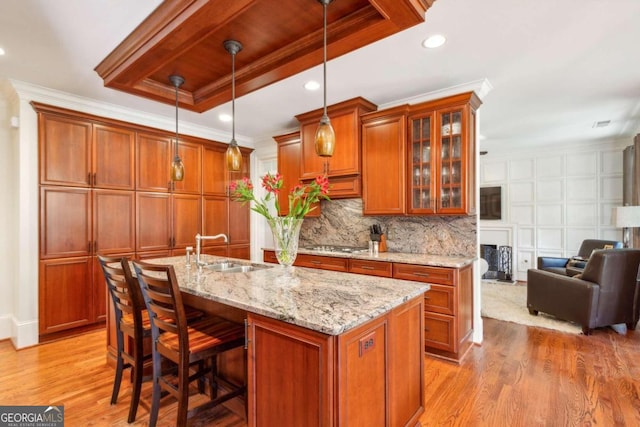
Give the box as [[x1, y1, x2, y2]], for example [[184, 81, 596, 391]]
[[195, 233, 228, 266]]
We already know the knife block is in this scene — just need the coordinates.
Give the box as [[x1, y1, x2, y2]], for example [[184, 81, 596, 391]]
[[379, 234, 388, 252]]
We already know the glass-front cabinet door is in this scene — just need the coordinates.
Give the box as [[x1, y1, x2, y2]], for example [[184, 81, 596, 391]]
[[438, 108, 464, 213], [408, 113, 435, 213]]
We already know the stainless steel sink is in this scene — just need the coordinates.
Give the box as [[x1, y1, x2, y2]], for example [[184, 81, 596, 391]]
[[205, 261, 270, 273]]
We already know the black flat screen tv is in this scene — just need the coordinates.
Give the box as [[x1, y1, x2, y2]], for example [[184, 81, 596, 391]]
[[480, 186, 502, 220]]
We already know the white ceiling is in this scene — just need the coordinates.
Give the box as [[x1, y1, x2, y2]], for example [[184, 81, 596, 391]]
[[1, 0, 639, 153]]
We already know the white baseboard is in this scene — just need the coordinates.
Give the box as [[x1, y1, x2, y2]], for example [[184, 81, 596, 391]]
[[0, 315, 10, 340], [11, 317, 39, 349]]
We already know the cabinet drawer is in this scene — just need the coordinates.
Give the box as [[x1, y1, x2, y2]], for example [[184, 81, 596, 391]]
[[296, 254, 349, 272], [263, 250, 278, 264], [424, 284, 455, 316], [348, 259, 393, 277], [393, 263, 454, 285], [424, 312, 456, 353]]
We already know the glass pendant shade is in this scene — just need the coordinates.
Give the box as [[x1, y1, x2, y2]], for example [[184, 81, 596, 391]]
[[225, 140, 242, 172], [169, 74, 185, 181], [315, 114, 335, 157], [171, 154, 184, 181], [224, 39, 243, 171]]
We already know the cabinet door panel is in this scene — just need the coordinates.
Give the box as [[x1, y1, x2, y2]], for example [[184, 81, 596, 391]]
[[39, 258, 93, 334], [40, 187, 92, 258], [248, 313, 333, 426], [172, 139, 202, 194], [276, 135, 301, 216], [362, 110, 406, 215], [93, 189, 135, 254], [228, 153, 251, 244], [172, 194, 201, 249], [136, 192, 171, 252], [424, 312, 456, 352], [92, 256, 108, 322], [337, 318, 387, 427], [202, 146, 227, 196], [93, 124, 135, 190], [202, 196, 228, 245], [39, 115, 92, 187], [228, 244, 250, 260], [136, 133, 171, 192]]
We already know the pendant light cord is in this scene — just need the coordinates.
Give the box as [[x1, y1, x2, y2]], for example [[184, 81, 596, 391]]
[[174, 82, 179, 158], [232, 49, 236, 142], [322, 1, 328, 118]]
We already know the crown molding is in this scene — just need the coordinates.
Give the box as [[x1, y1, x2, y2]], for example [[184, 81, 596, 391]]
[[378, 78, 493, 110], [6, 79, 254, 147]]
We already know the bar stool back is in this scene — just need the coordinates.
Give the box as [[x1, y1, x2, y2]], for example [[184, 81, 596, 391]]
[[133, 260, 246, 427]]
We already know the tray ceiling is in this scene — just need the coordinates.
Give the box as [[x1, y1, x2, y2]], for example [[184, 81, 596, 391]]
[[95, 0, 433, 113]]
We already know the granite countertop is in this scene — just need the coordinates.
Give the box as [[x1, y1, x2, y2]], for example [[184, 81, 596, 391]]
[[269, 247, 476, 268], [144, 255, 429, 336]]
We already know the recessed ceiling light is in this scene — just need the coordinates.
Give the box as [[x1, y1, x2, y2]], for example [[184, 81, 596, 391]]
[[219, 113, 232, 122], [422, 34, 446, 49], [0, 47, 5, 56], [304, 80, 320, 91]]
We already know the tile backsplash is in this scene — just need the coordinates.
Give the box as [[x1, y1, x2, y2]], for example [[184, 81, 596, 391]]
[[299, 199, 477, 257]]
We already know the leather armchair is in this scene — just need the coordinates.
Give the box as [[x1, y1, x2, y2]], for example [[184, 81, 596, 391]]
[[537, 239, 623, 276], [527, 249, 640, 335]]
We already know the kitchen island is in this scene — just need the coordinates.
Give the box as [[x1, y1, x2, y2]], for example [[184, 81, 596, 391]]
[[142, 255, 429, 427]]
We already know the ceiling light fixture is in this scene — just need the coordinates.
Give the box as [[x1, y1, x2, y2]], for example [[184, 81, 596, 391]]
[[0, 47, 5, 56], [219, 113, 232, 122], [224, 39, 243, 172], [304, 80, 320, 91], [314, 0, 335, 158], [422, 34, 446, 49], [169, 75, 185, 182]]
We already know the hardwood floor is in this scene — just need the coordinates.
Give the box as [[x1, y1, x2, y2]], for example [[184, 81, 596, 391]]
[[1, 318, 638, 426]]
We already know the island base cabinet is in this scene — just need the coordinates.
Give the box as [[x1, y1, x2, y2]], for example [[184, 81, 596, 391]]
[[247, 295, 424, 426]]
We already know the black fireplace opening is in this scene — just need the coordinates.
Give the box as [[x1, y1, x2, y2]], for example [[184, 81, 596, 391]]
[[481, 244, 513, 281]]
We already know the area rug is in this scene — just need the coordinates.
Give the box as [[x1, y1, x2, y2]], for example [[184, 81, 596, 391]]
[[481, 280, 582, 334]]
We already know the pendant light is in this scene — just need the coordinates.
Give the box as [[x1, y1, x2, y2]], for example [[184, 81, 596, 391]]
[[315, 0, 335, 157], [169, 75, 185, 181], [224, 39, 243, 172]]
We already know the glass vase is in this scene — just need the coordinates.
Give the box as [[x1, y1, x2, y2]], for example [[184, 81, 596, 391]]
[[269, 217, 303, 268]]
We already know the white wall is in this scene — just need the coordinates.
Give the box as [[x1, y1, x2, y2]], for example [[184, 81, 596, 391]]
[[479, 139, 628, 281]]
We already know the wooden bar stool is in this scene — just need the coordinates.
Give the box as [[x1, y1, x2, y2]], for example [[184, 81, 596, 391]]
[[98, 255, 151, 423], [132, 260, 246, 427]]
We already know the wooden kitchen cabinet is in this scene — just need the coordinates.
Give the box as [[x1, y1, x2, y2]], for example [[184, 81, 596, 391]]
[[172, 138, 202, 194], [348, 258, 393, 277], [295, 97, 376, 198], [136, 132, 172, 192], [274, 131, 320, 217], [407, 92, 480, 215], [136, 192, 201, 253], [393, 262, 473, 362], [361, 105, 408, 215], [39, 254, 111, 338], [201, 149, 252, 259], [360, 92, 481, 216], [34, 103, 253, 340], [39, 113, 135, 190], [266, 247, 473, 363], [93, 124, 135, 190], [246, 295, 424, 426], [293, 253, 349, 272]]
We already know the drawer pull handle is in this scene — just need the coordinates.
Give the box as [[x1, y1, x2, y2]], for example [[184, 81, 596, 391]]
[[413, 272, 430, 277], [311, 260, 322, 264], [360, 265, 375, 270]]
